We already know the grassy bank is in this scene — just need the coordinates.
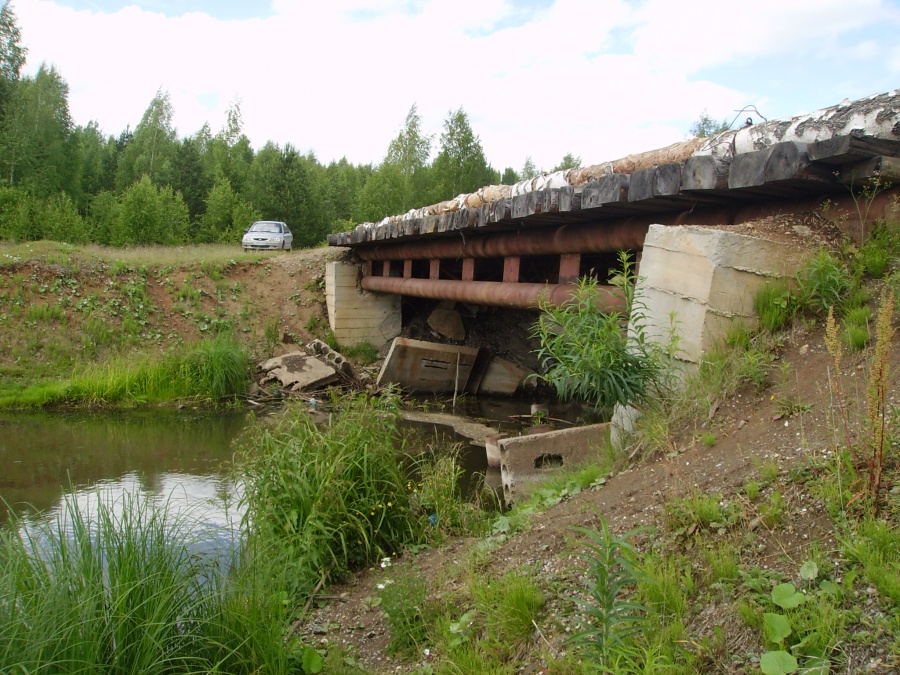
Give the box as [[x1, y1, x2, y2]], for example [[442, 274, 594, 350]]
[[0, 336, 250, 408]]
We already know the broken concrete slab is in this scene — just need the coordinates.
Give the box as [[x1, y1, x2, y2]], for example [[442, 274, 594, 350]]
[[499, 423, 610, 506], [306, 339, 355, 377], [377, 338, 480, 393], [258, 352, 338, 392], [400, 410, 494, 447]]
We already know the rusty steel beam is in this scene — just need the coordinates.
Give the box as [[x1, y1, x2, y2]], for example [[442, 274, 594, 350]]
[[355, 220, 651, 262], [360, 276, 626, 310]]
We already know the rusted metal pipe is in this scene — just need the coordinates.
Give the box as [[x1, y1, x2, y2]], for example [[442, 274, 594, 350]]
[[360, 276, 626, 310], [355, 221, 650, 262]]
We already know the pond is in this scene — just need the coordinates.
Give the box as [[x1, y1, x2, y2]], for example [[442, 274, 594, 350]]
[[0, 409, 247, 528]]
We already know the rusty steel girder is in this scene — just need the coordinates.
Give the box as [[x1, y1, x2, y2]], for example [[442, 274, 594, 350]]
[[359, 276, 626, 310], [354, 221, 650, 262]]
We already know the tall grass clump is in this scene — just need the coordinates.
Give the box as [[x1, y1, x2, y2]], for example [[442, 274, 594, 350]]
[[238, 392, 427, 602], [0, 491, 295, 673], [0, 335, 250, 408], [532, 252, 668, 416]]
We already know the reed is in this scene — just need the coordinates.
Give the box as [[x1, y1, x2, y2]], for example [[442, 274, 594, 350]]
[[0, 491, 292, 673]]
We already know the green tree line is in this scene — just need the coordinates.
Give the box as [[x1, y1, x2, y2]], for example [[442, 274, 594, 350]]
[[0, 3, 587, 249]]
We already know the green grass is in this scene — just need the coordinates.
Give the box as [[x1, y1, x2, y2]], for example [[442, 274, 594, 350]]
[[0, 491, 295, 673], [753, 280, 794, 332], [0, 335, 250, 408]]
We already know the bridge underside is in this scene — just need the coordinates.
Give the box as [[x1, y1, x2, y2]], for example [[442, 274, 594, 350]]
[[330, 132, 900, 311]]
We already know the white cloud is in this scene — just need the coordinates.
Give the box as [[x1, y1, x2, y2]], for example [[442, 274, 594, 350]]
[[14, 0, 900, 172]]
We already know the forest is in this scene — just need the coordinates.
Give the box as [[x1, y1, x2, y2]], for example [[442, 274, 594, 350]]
[[0, 3, 581, 250]]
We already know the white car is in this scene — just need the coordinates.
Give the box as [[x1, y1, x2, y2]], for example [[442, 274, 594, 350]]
[[242, 221, 293, 251]]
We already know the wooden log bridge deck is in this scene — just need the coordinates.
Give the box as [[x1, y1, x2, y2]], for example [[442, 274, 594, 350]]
[[329, 90, 900, 310]]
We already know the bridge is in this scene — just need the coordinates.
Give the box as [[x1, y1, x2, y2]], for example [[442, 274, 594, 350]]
[[325, 90, 900, 350]]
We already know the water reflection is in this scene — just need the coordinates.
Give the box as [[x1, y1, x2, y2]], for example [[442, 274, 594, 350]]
[[0, 410, 247, 526]]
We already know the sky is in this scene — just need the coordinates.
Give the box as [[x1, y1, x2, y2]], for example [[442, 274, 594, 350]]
[[12, 0, 900, 173]]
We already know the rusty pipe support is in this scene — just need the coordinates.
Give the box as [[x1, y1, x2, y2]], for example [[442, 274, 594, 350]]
[[360, 275, 626, 311], [355, 221, 651, 262]]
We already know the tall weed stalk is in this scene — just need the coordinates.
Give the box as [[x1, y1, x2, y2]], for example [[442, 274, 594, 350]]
[[824, 289, 896, 515]]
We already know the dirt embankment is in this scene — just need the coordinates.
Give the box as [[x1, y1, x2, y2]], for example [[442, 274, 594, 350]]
[[0, 247, 344, 386]]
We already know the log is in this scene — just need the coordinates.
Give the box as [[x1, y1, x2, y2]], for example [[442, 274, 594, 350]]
[[599, 173, 630, 204], [541, 188, 560, 214], [558, 185, 579, 212], [809, 134, 900, 164], [840, 156, 900, 184], [682, 154, 730, 191], [421, 215, 439, 234], [526, 190, 543, 217], [511, 193, 530, 219], [729, 142, 831, 190], [490, 198, 511, 223]]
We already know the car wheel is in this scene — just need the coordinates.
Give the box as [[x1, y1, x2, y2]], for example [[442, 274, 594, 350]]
[[284, 243, 292, 252]]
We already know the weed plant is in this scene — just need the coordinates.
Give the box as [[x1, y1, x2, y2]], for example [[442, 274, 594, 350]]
[[753, 280, 794, 332], [0, 491, 296, 673], [823, 289, 896, 515], [795, 250, 850, 315], [378, 569, 433, 657], [567, 517, 650, 670], [531, 252, 668, 416]]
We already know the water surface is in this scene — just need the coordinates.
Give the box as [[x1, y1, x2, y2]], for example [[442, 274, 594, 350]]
[[0, 410, 247, 526]]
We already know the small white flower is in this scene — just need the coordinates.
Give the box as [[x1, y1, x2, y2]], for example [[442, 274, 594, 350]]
[[376, 583, 385, 590], [423, 648, 431, 657], [380, 557, 392, 568]]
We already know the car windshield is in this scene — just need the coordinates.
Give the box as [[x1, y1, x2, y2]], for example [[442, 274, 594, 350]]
[[249, 222, 281, 233]]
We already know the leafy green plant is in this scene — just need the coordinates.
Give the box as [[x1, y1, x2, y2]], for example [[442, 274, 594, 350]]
[[531, 252, 668, 415], [795, 250, 850, 315], [701, 431, 717, 447], [567, 518, 650, 669]]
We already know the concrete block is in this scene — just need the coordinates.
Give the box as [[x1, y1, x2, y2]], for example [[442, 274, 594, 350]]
[[637, 225, 808, 364], [499, 423, 609, 506], [377, 338, 480, 393], [325, 260, 401, 349], [479, 357, 535, 395]]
